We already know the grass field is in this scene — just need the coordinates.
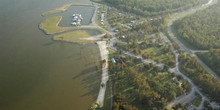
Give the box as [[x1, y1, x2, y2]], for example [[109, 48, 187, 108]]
[[54, 30, 100, 43], [40, 15, 101, 35], [40, 16, 78, 34]]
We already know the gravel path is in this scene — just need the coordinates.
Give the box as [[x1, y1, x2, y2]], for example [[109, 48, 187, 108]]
[[96, 41, 109, 107]]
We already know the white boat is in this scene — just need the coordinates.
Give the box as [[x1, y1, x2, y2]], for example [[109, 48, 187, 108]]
[[72, 18, 77, 22], [72, 14, 83, 26], [74, 16, 78, 19], [71, 22, 77, 25], [79, 14, 83, 19]]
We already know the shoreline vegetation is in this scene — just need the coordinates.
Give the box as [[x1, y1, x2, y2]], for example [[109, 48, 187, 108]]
[[39, 16, 100, 35], [40, 2, 110, 109], [42, 3, 94, 16], [39, 3, 106, 44], [39, 16, 75, 35], [38, 0, 220, 109], [91, 0, 209, 17]]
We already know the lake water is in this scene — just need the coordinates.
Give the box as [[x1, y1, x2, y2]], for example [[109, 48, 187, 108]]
[[0, 0, 101, 110]]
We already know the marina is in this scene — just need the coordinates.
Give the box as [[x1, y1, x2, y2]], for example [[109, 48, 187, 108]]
[[72, 14, 83, 26], [58, 5, 94, 27]]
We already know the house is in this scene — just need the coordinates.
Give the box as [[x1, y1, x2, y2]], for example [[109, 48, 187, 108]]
[[101, 13, 104, 22], [111, 58, 116, 63], [130, 20, 136, 23], [114, 29, 119, 32]]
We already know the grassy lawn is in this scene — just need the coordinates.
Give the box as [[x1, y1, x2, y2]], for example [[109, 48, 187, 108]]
[[42, 3, 93, 16], [40, 16, 100, 35], [40, 16, 77, 34], [42, 4, 72, 16], [54, 30, 97, 43], [91, 0, 103, 3]]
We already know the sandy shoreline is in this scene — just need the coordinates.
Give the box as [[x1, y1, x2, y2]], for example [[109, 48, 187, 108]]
[[96, 41, 109, 107]]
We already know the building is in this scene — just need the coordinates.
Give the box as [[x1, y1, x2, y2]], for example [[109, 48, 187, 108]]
[[111, 58, 116, 63], [101, 13, 104, 22]]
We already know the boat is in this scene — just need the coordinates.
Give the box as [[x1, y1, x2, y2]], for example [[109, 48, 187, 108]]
[[71, 22, 77, 26], [72, 14, 83, 26], [79, 14, 83, 19]]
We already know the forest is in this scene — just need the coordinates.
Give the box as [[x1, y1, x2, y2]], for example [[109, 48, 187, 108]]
[[115, 32, 176, 68], [109, 54, 191, 110], [173, 2, 220, 49], [179, 53, 220, 104], [92, 0, 208, 16], [197, 48, 220, 76]]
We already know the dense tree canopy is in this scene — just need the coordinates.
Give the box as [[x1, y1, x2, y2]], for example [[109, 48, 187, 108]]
[[109, 55, 190, 109], [174, 2, 220, 49], [197, 48, 220, 75], [179, 54, 220, 103], [95, 0, 208, 16]]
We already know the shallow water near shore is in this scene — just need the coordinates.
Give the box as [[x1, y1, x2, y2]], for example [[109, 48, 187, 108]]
[[0, 0, 101, 110]]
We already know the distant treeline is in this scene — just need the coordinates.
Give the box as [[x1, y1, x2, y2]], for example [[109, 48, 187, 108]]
[[174, 2, 220, 49], [92, 0, 208, 16]]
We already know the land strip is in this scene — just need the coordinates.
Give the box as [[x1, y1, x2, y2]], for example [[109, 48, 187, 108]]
[[96, 41, 109, 107], [42, 3, 94, 16]]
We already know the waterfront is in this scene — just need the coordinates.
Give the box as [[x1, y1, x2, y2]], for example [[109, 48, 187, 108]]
[[0, 0, 101, 110], [58, 5, 95, 26]]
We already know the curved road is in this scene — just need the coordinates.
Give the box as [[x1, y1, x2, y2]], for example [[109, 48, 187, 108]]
[[166, 0, 220, 109], [91, 0, 220, 109], [167, 0, 220, 83]]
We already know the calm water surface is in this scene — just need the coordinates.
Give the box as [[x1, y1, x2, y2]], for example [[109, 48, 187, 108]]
[[58, 6, 95, 26], [0, 0, 101, 110]]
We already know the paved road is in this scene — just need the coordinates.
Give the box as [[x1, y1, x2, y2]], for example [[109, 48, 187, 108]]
[[93, 0, 220, 109], [191, 50, 209, 53], [166, 0, 220, 109], [167, 0, 220, 83], [108, 35, 164, 69]]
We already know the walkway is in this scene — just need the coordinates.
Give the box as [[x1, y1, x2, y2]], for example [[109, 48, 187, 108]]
[[96, 41, 109, 107]]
